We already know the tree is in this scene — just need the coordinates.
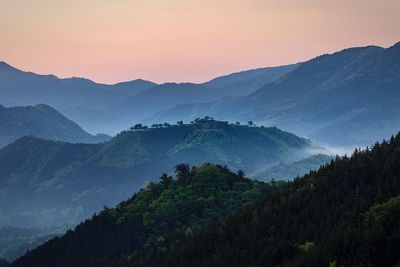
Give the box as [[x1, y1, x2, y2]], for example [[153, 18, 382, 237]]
[[131, 124, 143, 130], [237, 169, 245, 179], [175, 163, 191, 185], [159, 173, 173, 188], [247, 121, 254, 127], [235, 121, 241, 126], [177, 121, 184, 126]]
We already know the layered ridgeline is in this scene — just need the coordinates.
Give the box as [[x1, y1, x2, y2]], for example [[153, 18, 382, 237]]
[[10, 133, 400, 267], [0, 119, 316, 230], [155, 42, 400, 146], [0, 104, 109, 148], [0, 61, 297, 134], [10, 163, 278, 267], [0, 61, 157, 134]]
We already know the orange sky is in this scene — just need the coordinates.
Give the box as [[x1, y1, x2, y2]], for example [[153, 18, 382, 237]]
[[0, 0, 399, 84]]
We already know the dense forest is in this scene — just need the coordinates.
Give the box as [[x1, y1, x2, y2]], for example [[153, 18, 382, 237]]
[[138, 134, 400, 267], [10, 163, 278, 267], [10, 133, 400, 267]]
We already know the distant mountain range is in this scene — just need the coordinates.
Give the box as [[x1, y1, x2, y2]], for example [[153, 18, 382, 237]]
[[0, 104, 109, 148], [1, 43, 399, 146], [203, 63, 300, 96], [0, 61, 298, 134], [154, 42, 400, 146], [0, 61, 157, 110], [0, 61, 156, 134]]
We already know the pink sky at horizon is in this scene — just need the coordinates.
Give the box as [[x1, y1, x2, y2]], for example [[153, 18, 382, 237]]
[[0, 0, 399, 84]]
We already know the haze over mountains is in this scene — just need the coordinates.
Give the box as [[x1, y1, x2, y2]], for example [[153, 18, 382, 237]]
[[0, 61, 298, 135], [1, 42, 400, 266], [154, 43, 400, 146], [2, 43, 400, 147]]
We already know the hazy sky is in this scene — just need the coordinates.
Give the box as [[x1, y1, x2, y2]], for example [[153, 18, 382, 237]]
[[1, 0, 399, 84]]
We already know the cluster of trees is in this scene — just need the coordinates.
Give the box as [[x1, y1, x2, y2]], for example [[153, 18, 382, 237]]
[[130, 121, 183, 131], [10, 163, 272, 267], [130, 118, 260, 131]]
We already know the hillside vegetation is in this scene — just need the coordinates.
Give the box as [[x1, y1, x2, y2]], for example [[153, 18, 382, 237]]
[[0, 119, 314, 230], [141, 133, 400, 267], [10, 133, 400, 267], [10, 163, 277, 267]]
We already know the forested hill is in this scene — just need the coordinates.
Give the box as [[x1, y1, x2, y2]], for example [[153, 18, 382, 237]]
[[139, 133, 400, 267], [0, 119, 315, 231], [10, 164, 277, 267]]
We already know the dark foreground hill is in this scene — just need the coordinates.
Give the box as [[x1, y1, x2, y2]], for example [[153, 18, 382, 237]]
[[0, 119, 315, 230], [0, 104, 109, 148], [10, 133, 400, 267], [139, 134, 400, 267], [10, 164, 278, 267]]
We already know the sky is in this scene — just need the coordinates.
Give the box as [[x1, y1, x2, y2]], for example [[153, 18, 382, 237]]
[[0, 0, 399, 84]]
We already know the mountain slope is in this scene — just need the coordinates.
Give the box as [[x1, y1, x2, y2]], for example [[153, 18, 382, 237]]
[[139, 133, 400, 267], [9, 163, 275, 267], [204, 63, 300, 96], [0, 119, 315, 230], [0, 104, 109, 148], [252, 154, 333, 180], [115, 83, 219, 122], [0, 62, 156, 110], [154, 43, 400, 146]]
